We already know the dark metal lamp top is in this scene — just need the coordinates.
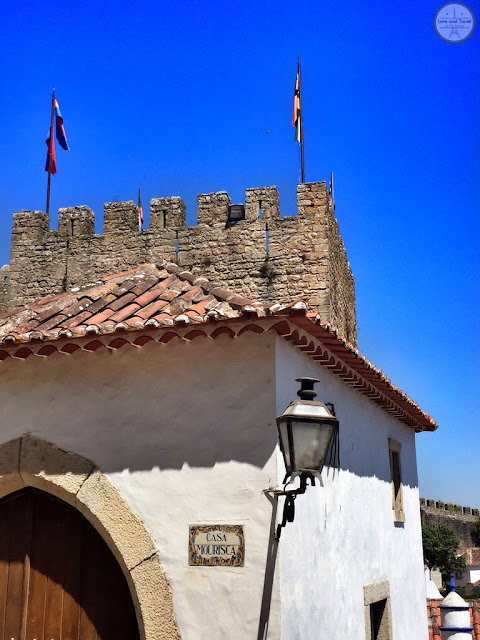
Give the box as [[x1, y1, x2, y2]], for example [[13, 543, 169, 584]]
[[295, 377, 321, 401]]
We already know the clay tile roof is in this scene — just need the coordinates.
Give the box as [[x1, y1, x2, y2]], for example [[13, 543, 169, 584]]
[[0, 262, 262, 339], [0, 261, 437, 432]]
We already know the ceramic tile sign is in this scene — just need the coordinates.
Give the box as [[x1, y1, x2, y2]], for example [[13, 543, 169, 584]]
[[189, 524, 245, 567]]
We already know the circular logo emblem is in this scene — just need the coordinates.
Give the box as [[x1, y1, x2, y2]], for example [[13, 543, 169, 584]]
[[433, 2, 476, 43]]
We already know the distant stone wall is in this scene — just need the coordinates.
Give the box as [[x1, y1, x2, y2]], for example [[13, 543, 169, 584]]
[[0, 181, 357, 344], [420, 498, 479, 550]]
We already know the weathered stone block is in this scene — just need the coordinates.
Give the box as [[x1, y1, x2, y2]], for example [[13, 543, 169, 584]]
[[12, 210, 49, 241], [245, 186, 279, 221], [130, 554, 180, 640], [19, 434, 95, 499], [58, 205, 95, 238], [104, 200, 138, 234], [77, 469, 156, 570], [197, 191, 231, 225], [151, 196, 186, 230], [0, 437, 23, 499]]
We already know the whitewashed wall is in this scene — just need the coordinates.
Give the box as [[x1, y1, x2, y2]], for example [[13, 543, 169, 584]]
[[470, 567, 480, 582], [275, 336, 429, 640], [0, 329, 431, 639], [0, 331, 280, 640], [459, 566, 480, 584]]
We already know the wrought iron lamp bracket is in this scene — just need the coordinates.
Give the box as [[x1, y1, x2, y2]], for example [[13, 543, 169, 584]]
[[264, 472, 317, 540]]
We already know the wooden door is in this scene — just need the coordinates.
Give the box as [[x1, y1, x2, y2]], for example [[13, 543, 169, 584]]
[[0, 488, 140, 640]]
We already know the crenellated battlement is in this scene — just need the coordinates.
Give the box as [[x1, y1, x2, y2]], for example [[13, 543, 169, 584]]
[[8, 182, 329, 237], [0, 181, 357, 343], [420, 497, 479, 517], [420, 497, 479, 550]]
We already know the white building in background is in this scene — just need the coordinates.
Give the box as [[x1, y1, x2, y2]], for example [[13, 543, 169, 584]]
[[0, 260, 436, 639], [459, 548, 480, 585]]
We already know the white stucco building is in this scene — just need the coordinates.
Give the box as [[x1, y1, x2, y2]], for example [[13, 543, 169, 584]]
[[459, 548, 480, 585], [0, 260, 436, 639]]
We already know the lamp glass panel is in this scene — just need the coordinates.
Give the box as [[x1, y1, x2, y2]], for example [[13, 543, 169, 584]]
[[288, 402, 332, 417], [277, 419, 292, 472], [291, 420, 335, 471]]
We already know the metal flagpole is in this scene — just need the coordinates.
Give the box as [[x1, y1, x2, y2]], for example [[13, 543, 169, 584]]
[[46, 89, 55, 215], [298, 57, 305, 184]]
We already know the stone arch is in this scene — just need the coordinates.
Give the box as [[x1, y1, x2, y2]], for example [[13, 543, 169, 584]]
[[0, 435, 180, 640]]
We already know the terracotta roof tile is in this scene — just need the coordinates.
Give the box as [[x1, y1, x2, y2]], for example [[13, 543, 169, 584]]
[[130, 275, 158, 295], [63, 297, 94, 317], [185, 297, 216, 315], [165, 301, 188, 316], [30, 291, 70, 308], [35, 304, 64, 325], [179, 285, 202, 302], [126, 315, 145, 324], [109, 303, 142, 323], [19, 318, 41, 333], [103, 268, 140, 281], [136, 299, 169, 320], [86, 281, 119, 301], [83, 294, 112, 316], [108, 292, 137, 312], [87, 308, 116, 325], [134, 287, 163, 307], [153, 311, 173, 321], [209, 286, 234, 300], [114, 279, 137, 292], [61, 310, 93, 328], [156, 275, 178, 290], [157, 289, 178, 302], [35, 314, 69, 331]]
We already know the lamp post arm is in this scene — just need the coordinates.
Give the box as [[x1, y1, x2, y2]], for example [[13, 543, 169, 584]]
[[263, 473, 315, 540]]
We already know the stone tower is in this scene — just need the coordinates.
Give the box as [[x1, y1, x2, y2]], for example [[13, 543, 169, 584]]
[[0, 181, 357, 344]]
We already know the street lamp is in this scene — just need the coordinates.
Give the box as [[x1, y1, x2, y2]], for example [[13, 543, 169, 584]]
[[275, 377, 339, 538]]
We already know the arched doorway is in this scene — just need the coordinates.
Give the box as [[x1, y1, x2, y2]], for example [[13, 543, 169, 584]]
[[0, 488, 140, 640]]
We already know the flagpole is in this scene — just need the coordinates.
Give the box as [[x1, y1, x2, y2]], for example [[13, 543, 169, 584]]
[[298, 57, 305, 184], [46, 90, 55, 215]]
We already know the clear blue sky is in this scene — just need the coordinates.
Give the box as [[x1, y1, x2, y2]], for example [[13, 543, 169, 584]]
[[1, 0, 478, 506]]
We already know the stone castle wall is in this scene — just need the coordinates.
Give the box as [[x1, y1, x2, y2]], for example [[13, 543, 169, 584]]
[[0, 181, 357, 344], [420, 498, 479, 550]]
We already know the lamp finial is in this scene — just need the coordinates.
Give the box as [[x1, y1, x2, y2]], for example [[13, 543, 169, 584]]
[[295, 377, 321, 400]]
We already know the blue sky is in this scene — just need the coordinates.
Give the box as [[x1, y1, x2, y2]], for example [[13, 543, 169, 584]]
[[1, 0, 478, 506]]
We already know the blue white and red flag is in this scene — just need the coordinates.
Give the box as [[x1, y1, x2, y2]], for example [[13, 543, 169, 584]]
[[45, 94, 68, 174], [45, 135, 57, 174], [54, 98, 69, 150]]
